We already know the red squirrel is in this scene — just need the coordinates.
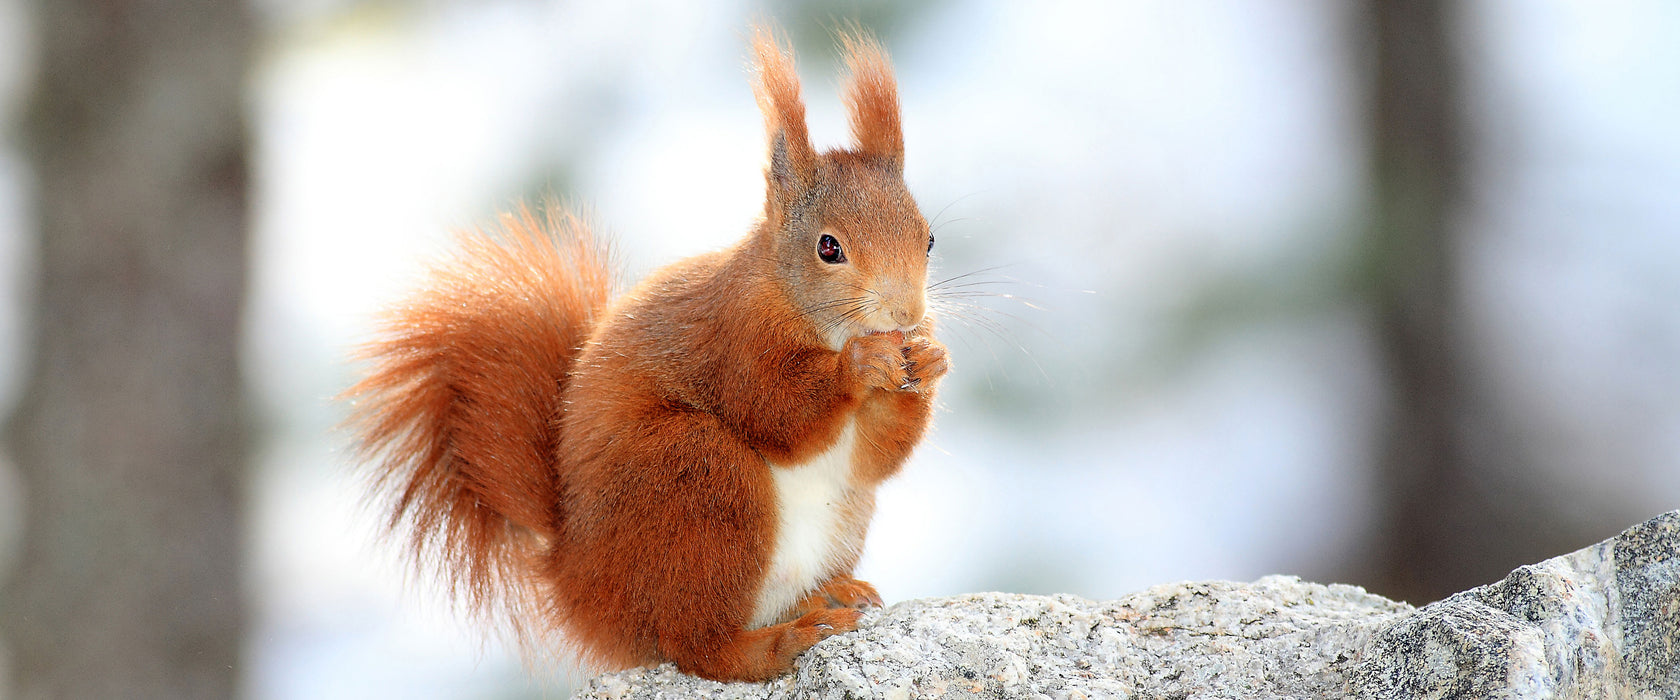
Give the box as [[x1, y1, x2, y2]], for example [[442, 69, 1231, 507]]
[[343, 26, 947, 682]]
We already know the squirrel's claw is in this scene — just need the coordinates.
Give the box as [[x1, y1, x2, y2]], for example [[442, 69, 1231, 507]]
[[846, 333, 912, 392], [901, 336, 948, 392]]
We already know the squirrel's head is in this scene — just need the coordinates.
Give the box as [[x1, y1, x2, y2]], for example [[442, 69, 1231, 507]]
[[751, 26, 931, 350]]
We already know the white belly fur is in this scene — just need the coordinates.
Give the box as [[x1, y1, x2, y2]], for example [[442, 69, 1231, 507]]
[[750, 419, 860, 628]]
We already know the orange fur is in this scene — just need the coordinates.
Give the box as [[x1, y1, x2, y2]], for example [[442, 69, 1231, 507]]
[[343, 205, 611, 645], [344, 25, 946, 682]]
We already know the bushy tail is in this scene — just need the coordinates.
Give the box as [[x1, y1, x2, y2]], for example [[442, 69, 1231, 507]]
[[342, 203, 613, 643]]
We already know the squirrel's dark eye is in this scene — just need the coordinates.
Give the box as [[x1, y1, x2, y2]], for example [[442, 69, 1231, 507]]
[[927, 234, 935, 254], [817, 234, 846, 264]]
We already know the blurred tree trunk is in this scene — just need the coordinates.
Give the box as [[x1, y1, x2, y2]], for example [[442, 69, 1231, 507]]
[[1361, 0, 1471, 607], [1359, 0, 1578, 605], [2, 2, 250, 698]]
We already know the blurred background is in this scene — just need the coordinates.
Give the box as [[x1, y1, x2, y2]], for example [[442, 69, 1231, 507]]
[[1, 0, 1677, 698]]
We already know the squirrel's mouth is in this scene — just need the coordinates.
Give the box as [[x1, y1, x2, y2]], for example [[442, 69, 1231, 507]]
[[863, 329, 906, 344], [862, 317, 924, 336], [826, 314, 923, 352]]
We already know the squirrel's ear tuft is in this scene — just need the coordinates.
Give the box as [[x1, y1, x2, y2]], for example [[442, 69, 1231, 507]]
[[751, 24, 816, 202], [839, 30, 903, 170]]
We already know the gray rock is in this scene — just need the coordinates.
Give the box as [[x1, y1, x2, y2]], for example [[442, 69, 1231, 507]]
[[573, 511, 1680, 699], [1351, 510, 1680, 699]]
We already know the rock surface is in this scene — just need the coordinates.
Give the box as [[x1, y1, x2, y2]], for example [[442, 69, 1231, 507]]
[[573, 511, 1680, 699], [1351, 510, 1679, 699]]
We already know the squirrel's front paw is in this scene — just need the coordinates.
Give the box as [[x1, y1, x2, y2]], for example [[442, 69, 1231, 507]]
[[846, 332, 910, 392], [901, 335, 948, 392]]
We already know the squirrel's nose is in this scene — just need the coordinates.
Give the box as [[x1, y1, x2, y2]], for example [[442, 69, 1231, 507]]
[[888, 297, 925, 330], [878, 278, 926, 330]]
